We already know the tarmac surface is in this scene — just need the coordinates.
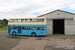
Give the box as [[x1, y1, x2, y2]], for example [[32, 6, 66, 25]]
[[0, 33, 75, 50]]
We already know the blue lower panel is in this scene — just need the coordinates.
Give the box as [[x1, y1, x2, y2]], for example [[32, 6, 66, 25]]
[[7, 25, 47, 36]]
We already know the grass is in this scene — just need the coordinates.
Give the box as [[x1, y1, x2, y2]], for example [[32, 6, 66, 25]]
[[0, 30, 7, 32], [0, 28, 7, 32]]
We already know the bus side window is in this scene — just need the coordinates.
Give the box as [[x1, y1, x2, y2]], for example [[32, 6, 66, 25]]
[[9, 19, 13, 22], [32, 19, 36, 22], [42, 27, 44, 30], [11, 26, 13, 29], [14, 19, 17, 22], [42, 19, 44, 22], [37, 27, 41, 30], [30, 19, 32, 22], [22, 27, 26, 30], [18, 19, 22, 22], [27, 27, 31, 30], [22, 19, 25, 22], [28, 19, 31, 22], [38, 19, 41, 22], [32, 27, 36, 30], [13, 27, 17, 30]]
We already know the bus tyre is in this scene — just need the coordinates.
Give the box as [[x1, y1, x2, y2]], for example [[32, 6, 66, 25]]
[[31, 32, 36, 37], [12, 32, 16, 36]]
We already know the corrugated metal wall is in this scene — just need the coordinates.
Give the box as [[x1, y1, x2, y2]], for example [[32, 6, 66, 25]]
[[65, 19, 75, 35], [47, 19, 52, 35]]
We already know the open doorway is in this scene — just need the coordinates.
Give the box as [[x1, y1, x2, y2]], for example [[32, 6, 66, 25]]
[[53, 19, 64, 34]]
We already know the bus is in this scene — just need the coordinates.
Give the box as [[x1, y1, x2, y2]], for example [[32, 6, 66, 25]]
[[7, 17, 47, 36]]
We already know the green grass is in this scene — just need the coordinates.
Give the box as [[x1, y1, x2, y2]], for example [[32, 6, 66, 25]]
[[0, 28, 7, 32], [0, 30, 7, 32]]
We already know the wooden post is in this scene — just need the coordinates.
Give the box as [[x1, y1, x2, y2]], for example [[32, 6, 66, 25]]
[[52, 20, 53, 35], [64, 20, 65, 35]]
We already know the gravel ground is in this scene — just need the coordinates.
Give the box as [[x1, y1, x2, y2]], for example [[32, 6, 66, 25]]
[[11, 38, 75, 50], [0, 36, 20, 50], [0, 33, 75, 50]]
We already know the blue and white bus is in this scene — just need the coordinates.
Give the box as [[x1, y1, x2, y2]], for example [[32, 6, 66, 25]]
[[7, 17, 47, 36]]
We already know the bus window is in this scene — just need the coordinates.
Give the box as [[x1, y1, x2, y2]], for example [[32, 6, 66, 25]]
[[42, 27, 44, 30], [25, 19, 27, 22], [13, 27, 17, 30], [22, 19, 25, 22], [30, 19, 32, 22], [18, 19, 22, 22], [22, 27, 26, 30], [22, 19, 27, 22], [32, 19, 36, 22], [38, 19, 41, 22], [14, 19, 17, 22], [27, 27, 31, 30], [42, 19, 44, 22], [9, 19, 13, 22], [11, 26, 13, 29], [32, 27, 36, 30], [28, 19, 30, 22], [37, 27, 41, 30]]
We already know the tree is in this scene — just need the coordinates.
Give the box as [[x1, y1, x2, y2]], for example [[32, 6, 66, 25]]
[[0, 19, 8, 28], [0, 24, 4, 28], [3, 19, 8, 26], [0, 21, 6, 26], [0, 20, 2, 21]]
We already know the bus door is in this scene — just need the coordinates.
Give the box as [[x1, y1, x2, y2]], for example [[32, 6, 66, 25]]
[[8, 26, 11, 33], [18, 26, 21, 34]]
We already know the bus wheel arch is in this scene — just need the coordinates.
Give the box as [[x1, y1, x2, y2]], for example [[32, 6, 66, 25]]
[[31, 32, 36, 37], [12, 31, 16, 36]]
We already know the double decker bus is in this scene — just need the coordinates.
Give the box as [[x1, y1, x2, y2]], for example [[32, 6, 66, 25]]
[[7, 17, 47, 36]]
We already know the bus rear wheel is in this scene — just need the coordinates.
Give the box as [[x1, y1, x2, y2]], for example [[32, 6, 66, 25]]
[[12, 32, 16, 36], [31, 32, 36, 37]]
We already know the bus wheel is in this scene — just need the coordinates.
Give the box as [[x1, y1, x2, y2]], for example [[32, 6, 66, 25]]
[[12, 32, 16, 36], [31, 32, 36, 37]]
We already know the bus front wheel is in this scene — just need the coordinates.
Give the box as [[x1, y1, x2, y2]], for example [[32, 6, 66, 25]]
[[31, 32, 36, 37], [12, 32, 16, 36]]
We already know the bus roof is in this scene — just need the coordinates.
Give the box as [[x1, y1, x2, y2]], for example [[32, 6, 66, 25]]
[[9, 17, 46, 19]]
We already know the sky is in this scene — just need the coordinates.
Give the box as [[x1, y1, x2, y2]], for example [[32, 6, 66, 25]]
[[0, 0, 75, 19]]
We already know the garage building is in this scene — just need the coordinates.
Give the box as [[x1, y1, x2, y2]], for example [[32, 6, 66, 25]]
[[38, 9, 75, 35]]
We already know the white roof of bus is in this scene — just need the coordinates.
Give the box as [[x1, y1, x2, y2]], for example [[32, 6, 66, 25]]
[[9, 17, 46, 19]]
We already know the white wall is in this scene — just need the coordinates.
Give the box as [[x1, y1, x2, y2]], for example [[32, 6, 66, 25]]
[[47, 19, 52, 35], [65, 19, 75, 35], [39, 10, 75, 35]]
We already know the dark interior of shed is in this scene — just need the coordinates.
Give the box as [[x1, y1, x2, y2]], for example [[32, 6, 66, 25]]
[[53, 19, 64, 34]]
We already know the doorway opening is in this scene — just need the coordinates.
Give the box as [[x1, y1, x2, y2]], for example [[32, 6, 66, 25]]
[[53, 19, 64, 34]]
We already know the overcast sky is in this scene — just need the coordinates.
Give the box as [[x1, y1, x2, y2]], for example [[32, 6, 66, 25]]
[[0, 0, 75, 19]]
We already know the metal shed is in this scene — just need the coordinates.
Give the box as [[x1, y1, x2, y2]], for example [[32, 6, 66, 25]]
[[38, 9, 75, 35]]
